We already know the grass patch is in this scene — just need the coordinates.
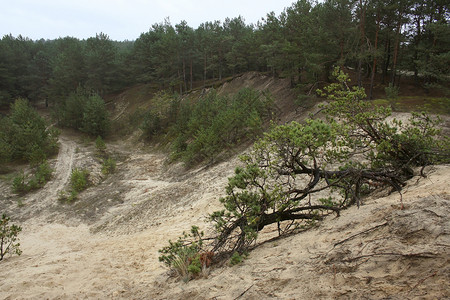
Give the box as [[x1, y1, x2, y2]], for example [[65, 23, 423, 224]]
[[372, 99, 391, 107], [374, 97, 450, 115]]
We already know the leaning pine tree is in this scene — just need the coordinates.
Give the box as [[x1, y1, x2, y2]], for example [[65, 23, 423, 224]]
[[159, 67, 449, 281]]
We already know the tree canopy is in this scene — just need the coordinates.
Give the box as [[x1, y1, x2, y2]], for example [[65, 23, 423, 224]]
[[0, 0, 448, 108], [0, 98, 59, 166]]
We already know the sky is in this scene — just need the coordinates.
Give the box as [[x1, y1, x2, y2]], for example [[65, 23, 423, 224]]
[[1, 0, 295, 41]]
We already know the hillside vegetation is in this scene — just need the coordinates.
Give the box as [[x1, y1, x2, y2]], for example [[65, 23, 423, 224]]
[[0, 0, 449, 298], [0, 69, 449, 299], [1, 0, 448, 109]]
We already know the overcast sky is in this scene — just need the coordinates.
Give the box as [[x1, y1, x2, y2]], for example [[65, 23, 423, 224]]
[[1, 0, 295, 41]]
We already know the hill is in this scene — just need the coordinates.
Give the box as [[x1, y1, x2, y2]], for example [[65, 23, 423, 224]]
[[0, 72, 449, 299]]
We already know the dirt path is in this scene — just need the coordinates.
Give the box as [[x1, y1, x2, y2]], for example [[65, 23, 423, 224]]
[[46, 137, 76, 198], [3, 136, 76, 223]]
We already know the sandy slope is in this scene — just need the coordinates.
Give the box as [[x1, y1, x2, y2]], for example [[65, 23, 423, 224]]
[[0, 134, 238, 299], [138, 166, 450, 300], [0, 87, 449, 299], [0, 127, 449, 299]]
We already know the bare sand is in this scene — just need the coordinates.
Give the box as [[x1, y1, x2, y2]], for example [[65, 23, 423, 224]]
[[0, 128, 449, 299]]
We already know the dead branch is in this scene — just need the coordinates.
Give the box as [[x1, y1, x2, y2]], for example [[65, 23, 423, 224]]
[[409, 270, 438, 293], [234, 284, 254, 300], [342, 252, 439, 263], [333, 222, 388, 248]]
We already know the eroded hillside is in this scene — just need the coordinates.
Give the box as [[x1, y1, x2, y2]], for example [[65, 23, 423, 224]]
[[0, 73, 449, 299]]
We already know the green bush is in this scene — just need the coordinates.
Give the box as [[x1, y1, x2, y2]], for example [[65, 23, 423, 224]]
[[159, 226, 205, 282], [230, 251, 247, 265], [140, 91, 181, 140], [55, 88, 110, 137], [12, 173, 27, 194], [170, 88, 274, 165], [11, 161, 53, 194], [141, 111, 162, 139], [27, 144, 47, 167], [95, 136, 106, 153], [94, 136, 116, 176], [0, 214, 22, 261], [0, 98, 59, 163], [385, 83, 399, 99], [135, 88, 273, 165], [57, 190, 78, 203], [27, 177, 39, 191], [59, 168, 90, 203], [57, 87, 88, 129], [35, 161, 53, 185], [101, 157, 116, 175], [70, 168, 90, 193], [0, 118, 13, 165], [81, 94, 110, 137]]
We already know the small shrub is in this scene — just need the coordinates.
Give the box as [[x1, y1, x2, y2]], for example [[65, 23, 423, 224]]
[[141, 111, 162, 139], [159, 226, 205, 282], [0, 214, 22, 261], [12, 173, 27, 194], [46, 127, 61, 157], [57, 87, 88, 129], [101, 158, 116, 175], [0, 118, 13, 165], [0, 139, 13, 167], [35, 161, 53, 186], [187, 255, 202, 276], [385, 83, 399, 99], [27, 144, 47, 167], [27, 177, 39, 190], [58, 167, 90, 204], [70, 168, 89, 193], [11, 161, 53, 194], [230, 251, 247, 265], [318, 197, 335, 208], [81, 94, 110, 137], [58, 190, 78, 203], [294, 93, 315, 111], [95, 136, 106, 153], [57, 190, 67, 201]]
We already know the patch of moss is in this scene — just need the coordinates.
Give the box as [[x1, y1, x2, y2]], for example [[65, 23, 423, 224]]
[[373, 97, 450, 115], [372, 99, 390, 107]]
